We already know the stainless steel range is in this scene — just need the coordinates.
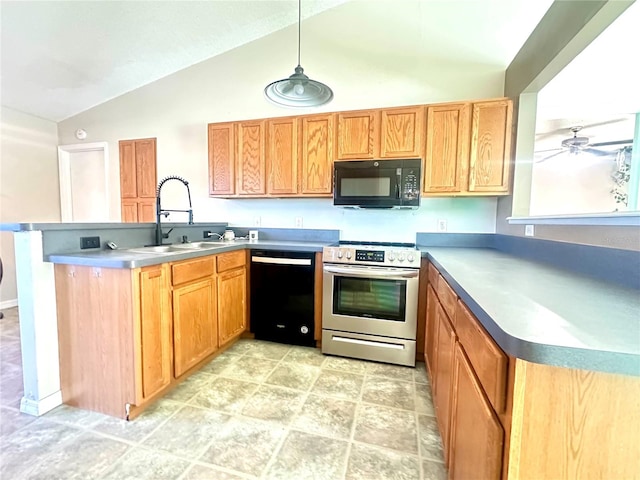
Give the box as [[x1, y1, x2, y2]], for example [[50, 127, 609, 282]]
[[322, 241, 420, 367]]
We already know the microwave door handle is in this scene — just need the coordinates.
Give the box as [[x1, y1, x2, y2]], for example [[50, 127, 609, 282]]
[[323, 265, 419, 279], [396, 171, 401, 199]]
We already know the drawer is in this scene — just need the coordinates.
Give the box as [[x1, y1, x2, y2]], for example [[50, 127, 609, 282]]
[[456, 300, 508, 413], [217, 250, 246, 273], [436, 274, 457, 322], [428, 263, 439, 288], [171, 256, 215, 286]]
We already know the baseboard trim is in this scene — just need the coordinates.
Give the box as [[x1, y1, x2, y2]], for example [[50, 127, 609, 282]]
[[0, 299, 18, 310], [20, 391, 63, 416]]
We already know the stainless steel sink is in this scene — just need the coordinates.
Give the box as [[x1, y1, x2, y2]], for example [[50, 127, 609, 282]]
[[126, 242, 220, 254], [126, 245, 184, 254], [170, 242, 218, 249]]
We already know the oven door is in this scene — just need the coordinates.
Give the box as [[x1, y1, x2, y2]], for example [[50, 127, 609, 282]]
[[322, 264, 419, 340]]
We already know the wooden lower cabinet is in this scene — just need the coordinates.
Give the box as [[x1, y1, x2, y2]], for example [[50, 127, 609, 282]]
[[424, 284, 437, 375], [433, 303, 457, 464], [172, 278, 217, 377], [450, 343, 504, 480], [137, 265, 172, 400], [217, 267, 246, 346]]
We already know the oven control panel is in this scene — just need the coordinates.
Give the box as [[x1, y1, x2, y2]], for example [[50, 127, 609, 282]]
[[355, 250, 384, 262], [323, 245, 419, 268]]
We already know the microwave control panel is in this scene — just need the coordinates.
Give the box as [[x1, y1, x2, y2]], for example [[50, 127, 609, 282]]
[[402, 169, 420, 201]]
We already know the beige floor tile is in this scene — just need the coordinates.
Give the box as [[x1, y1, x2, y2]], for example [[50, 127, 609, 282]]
[[241, 384, 307, 425], [183, 463, 248, 480], [0, 405, 36, 439], [101, 446, 190, 480], [282, 346, 327, 366], [311, 369, 364, 401], [346, 443, 421, 480], [418, 414, 445, 462], [423, 459, 448, 480], [219, 355, 280, 382], [199, 416, 286, 476], [189, 376, 259, 414], [142, 405, 230, 459], [362, 376, 416, 410], [353, 404, 419, 454], [265, 362, 321, 391], [265, 430, 349, 480], [292, 394, 356, 440]]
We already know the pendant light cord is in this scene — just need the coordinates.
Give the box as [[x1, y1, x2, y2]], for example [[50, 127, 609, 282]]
[[297, 0, 301, 66]]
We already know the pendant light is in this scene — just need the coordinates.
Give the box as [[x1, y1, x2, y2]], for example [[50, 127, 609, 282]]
[[264, 0, 333, 107]]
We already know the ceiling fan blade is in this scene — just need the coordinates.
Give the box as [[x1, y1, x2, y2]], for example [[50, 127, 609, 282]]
[[590, 139, 634, 148], [534, 147, 563, 154], [535, 150, 566, 163], [536, 118, 630, 140], [583, 147, 615, 157]]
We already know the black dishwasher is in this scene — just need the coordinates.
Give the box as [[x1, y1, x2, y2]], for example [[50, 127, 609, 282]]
[[250, 250, 315, 347]]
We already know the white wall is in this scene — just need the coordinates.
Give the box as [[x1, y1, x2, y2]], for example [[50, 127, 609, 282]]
[[56, 4, 505, 238], [0, 107, 61, 306]]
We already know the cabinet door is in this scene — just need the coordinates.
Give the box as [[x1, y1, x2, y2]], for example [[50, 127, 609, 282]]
[[237, 120, 266, 195], [450, 343, 504, 480], [424, 284, 438, 379], [380, 106, 424, 158], [267, 117, 299, 195], [137, 198, 156, 223], [135, 138, 157, 198], [173, 278, 217, 377], [121, 200, 138, 223], [138, 265, 172, 400], [468, 99, 512, 193], [208, 122, 235, 196], [119, 141, 138, 198], [434, 303, 456, 464], [336, 110, 379, 160], [217, 267, 247, 346], [424, 103, 470, 193], [300, 114, 334, 195]]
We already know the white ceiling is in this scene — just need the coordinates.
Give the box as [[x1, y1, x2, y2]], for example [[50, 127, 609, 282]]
[[1, 0, 553, 122]]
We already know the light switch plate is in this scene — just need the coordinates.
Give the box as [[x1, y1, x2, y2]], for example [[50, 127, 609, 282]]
[[525, 225, 535, 236]]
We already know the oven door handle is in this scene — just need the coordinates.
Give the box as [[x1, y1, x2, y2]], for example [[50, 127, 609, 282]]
[[323, 265, 419, 279]]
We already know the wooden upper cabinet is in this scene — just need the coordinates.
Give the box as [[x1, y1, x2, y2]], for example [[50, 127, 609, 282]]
[[237, 120, 266, 195], [267, 117, 299, 195], [300, 114, 334, 195], [424, 103, 470, 193], [208, 123, 235, 196], [135, 139, 157, 198], [137, 265, 171, 400], [380, 106, 424, 158], [450, 343, 504, 480], [119, 138, 157, 222], [119, 141, 137, 198], [469, 99, 513, 193], [336, 110, 380, 160]]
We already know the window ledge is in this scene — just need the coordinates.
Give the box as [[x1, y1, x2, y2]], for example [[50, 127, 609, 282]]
[[507, 212, 640, 226]]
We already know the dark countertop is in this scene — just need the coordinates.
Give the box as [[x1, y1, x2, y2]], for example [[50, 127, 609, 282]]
[[421, 247, 640, 377], [45, 239, 329, 268]]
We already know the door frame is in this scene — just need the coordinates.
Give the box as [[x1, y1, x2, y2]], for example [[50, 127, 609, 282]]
[[57, 142, 110, 222]]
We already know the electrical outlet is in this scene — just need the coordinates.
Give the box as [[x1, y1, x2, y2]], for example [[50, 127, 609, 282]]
[[294, 216, 303, 228], [437, 219, 448, 232], [80, 236, 101, 249], [253, 216, 261, 227], [525, 225, 535, 237]]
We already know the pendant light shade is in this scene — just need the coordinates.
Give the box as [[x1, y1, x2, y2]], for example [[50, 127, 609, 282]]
[[264, 0, 333, 107]]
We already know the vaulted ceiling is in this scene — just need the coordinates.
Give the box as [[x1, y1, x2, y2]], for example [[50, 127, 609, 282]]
[[1, 0, 554, 122]]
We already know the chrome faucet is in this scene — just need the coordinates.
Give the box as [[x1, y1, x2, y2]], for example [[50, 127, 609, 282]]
[[155, 175, 194, 246]]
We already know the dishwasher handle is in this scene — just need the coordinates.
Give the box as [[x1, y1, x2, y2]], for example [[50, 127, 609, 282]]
[[252, 256, 312, 266]]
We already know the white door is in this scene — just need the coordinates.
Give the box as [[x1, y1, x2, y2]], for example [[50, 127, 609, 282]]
[[58, 142, 110, 222]]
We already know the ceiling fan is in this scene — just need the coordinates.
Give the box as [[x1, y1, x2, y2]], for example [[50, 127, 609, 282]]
[[535, 126, 633, 162]]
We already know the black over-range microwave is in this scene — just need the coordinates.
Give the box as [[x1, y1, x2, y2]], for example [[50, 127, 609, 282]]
[[333, 158, 421, 209]]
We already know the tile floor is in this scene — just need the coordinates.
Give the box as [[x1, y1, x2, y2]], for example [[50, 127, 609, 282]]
[[0, 307, 446, 479]]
